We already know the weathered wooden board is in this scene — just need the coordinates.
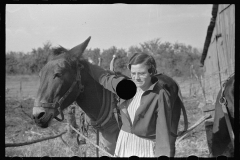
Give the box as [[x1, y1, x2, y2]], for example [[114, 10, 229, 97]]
[[202, 4, 235, 103]]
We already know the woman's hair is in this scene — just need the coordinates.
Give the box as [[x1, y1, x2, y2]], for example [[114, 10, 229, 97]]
[[127, 53, 157, 75]]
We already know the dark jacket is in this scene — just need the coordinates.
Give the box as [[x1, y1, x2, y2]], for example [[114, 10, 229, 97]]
[[88, 64, 184, 157]]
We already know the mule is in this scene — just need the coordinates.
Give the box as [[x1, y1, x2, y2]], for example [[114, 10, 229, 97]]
[[32, 37, 120, 155], [211, 74, 235, 157], [32, 37, 187, 157]]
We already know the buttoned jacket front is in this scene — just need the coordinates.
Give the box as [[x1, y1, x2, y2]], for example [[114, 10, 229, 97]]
[[89, 64, 185, 157]]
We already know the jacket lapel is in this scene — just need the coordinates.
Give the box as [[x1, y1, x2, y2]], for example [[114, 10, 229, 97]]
[[119, 99, 133, 126], [133, 80, 159, 124]]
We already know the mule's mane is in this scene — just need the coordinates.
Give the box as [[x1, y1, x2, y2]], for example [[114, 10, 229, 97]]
[[49, 46, 77, 67], [49, 46, 92, 72], [52, 46, 68, 56], [49, 46, 69, 61]]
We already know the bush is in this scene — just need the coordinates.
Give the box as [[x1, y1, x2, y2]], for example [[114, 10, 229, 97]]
[[6, 39, 202, 78]]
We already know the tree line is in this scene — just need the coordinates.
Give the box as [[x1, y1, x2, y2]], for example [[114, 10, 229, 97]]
[[6, 38, 203, 77]]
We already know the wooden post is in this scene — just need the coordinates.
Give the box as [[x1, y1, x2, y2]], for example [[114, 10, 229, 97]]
[[68, 105, 88, 157], [189, 65, 193, 97], [19, 80, 22, 99], [98, 57, 102, 67], [205, 118, 214, 155], [200, 102, 215, 155], [20, 80, 22, 94], [110, 54, 116, 71], [79, 111, 87, 156], [96, 129, 99, 157], [67, 106, 78, 138], [189, 82, 192, 97], [198, 75, 207, 103]]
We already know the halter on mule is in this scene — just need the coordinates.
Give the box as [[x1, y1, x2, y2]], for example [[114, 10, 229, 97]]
[[36, 63, 84, 122]]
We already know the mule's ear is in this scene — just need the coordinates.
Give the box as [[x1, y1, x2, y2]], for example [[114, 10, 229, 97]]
[[69, 36, 91, 57]]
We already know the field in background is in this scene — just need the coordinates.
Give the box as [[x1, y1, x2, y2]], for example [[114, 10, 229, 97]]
[[6, 75, 40, 99], [5, 75, 209, 157]]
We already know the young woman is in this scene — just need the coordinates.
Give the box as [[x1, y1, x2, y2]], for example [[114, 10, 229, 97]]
[[89, 52, 180, 157], [114, 53, 157, 157]]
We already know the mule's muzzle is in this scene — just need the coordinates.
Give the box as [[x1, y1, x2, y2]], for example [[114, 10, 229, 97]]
[[32, 106, 53, 128]]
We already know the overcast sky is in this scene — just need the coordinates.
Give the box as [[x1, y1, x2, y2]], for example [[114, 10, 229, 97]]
[[6, 4, 213, 53]]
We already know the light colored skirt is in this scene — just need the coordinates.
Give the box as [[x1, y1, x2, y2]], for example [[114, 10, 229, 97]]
[[114, 129, 155, 157]]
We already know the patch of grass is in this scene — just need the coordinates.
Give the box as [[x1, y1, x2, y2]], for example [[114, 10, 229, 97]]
[[176, 123, 209, 157]]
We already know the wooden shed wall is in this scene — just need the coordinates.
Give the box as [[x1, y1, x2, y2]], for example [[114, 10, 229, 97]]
[[203, 4, 235, 103]]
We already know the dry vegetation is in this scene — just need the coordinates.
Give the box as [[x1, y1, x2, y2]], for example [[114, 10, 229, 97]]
[[5, 75, 210, 157]]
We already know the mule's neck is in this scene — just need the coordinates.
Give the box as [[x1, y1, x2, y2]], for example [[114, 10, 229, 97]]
[[75, 61, 104, 121]]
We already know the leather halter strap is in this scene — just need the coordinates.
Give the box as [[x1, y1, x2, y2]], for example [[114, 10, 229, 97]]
[[39, 63, 84, 122]]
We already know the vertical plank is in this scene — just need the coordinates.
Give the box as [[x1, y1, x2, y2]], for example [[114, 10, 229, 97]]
[[203, 33, 221, 103], [217, 5, 235, 83], [228, 5, 235, 75], [212, 41, 221, 101], [227, 7, 233, 74], [216, 10, 228, 84]]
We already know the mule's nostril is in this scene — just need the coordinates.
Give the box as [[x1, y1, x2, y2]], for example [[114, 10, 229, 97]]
[[37, 112, 45, 119]]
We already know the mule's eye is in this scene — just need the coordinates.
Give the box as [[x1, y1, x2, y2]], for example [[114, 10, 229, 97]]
[[54, 73, 62, 79]]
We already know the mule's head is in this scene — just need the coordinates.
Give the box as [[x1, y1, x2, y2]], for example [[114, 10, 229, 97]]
[[32, 37, 91, 128]]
